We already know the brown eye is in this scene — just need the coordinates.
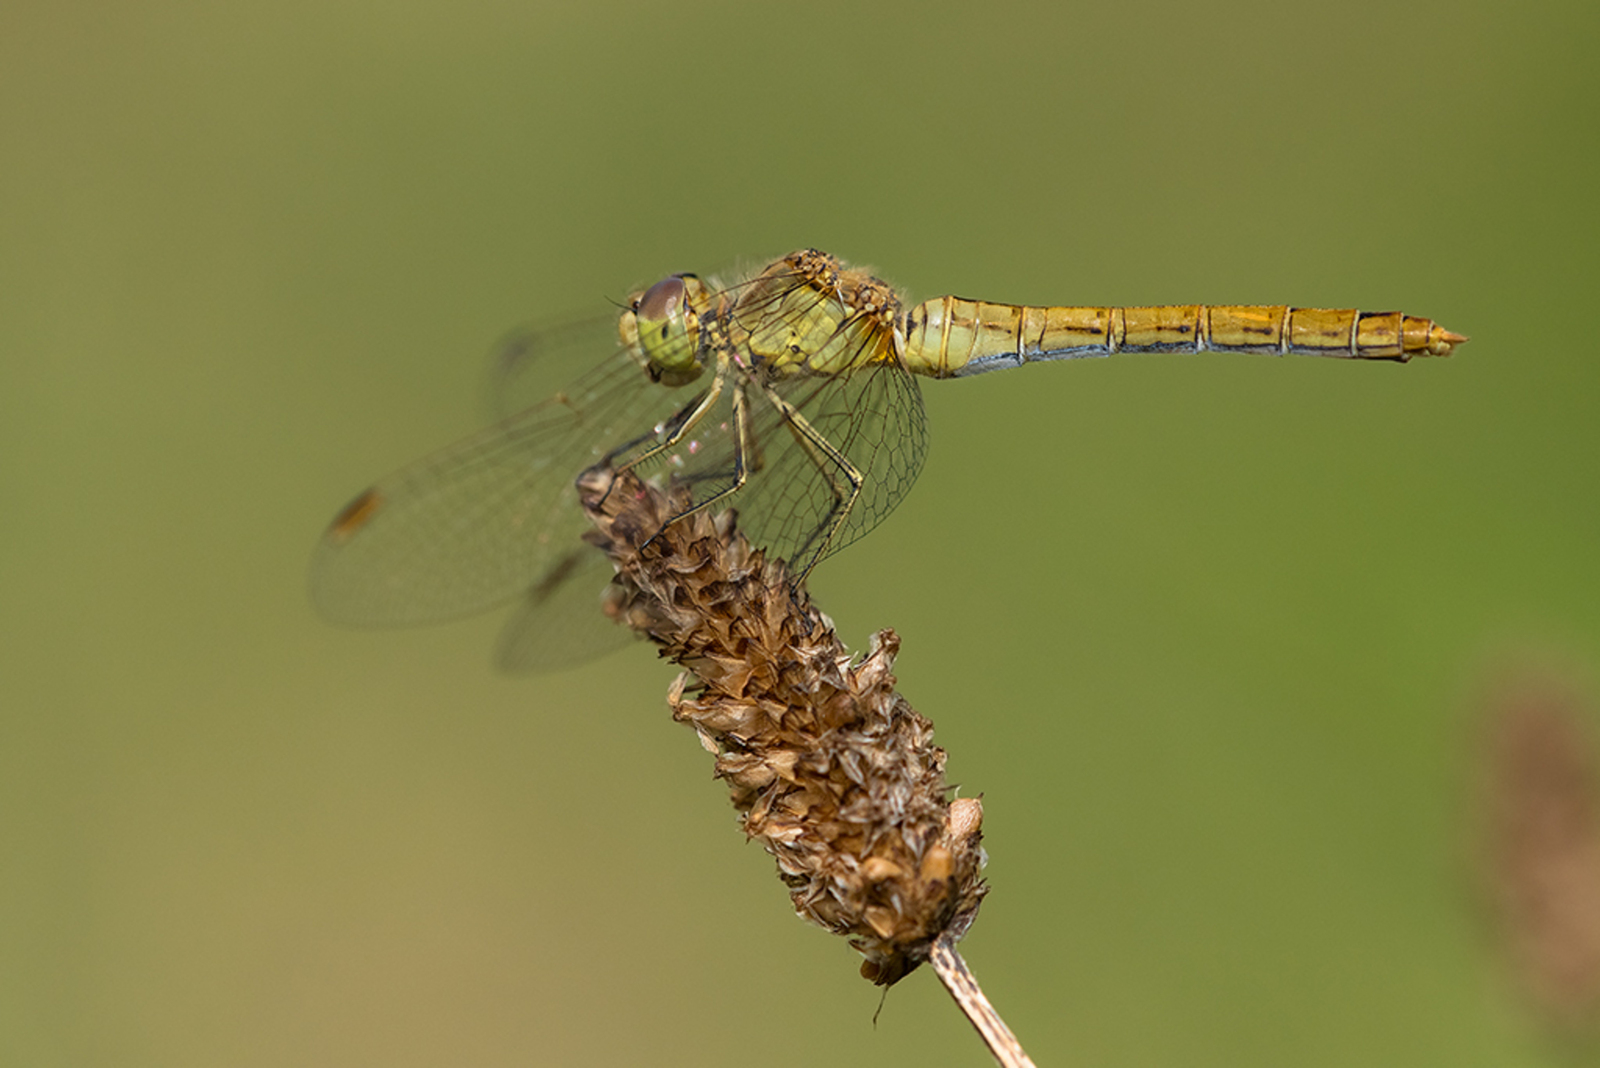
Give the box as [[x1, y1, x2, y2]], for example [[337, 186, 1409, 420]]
[[631, 273, 703, 387], [637, 275, 686, 323]]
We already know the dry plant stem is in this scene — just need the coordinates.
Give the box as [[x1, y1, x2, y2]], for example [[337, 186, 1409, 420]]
[[577, 465, 992, 988], [931, 935, 1039, 1068]]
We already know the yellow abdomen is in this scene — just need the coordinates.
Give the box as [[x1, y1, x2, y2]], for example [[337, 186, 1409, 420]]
[[903, 298, 1467, 377]]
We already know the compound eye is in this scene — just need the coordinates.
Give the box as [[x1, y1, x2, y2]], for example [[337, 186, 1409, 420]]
[[632, 274, 701, 386], [636, 275, 685, 327]]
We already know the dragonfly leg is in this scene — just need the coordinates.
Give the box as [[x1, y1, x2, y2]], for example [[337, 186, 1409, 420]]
[[598, 367, 726, 487], [758, 383, 864, 581], [591, 355, 757, 552], [651, 375, 755, 534]]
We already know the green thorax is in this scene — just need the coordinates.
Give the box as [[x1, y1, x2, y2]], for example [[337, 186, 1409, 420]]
[[724, 250, 905, 378]]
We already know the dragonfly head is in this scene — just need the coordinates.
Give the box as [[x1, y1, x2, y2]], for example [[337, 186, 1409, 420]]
[[622, 273, 706, 387]]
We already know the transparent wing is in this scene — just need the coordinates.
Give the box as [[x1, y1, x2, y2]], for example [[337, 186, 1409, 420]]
[[311, 344, 699, 627], [313, 252, 925, 663], [746, 359, 927, 575], [619, 362, 927, 579], [492, 545, 640, 673], [485, 313, 621, 422]]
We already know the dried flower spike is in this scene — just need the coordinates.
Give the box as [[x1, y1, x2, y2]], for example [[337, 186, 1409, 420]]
[[578, 465, 988, 986]]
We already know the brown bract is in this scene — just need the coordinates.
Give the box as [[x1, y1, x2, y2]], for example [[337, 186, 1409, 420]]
[[578, 466, 987, 985]]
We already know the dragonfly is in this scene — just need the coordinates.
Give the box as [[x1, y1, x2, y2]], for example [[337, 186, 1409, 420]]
[[312, 249, 1466, 671]]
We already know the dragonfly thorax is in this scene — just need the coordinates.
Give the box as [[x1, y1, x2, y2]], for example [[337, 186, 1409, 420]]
[[620, 273, 710, 388]]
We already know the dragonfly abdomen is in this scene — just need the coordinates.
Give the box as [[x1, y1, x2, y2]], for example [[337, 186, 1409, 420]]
[[902, 297, 1467, 378]]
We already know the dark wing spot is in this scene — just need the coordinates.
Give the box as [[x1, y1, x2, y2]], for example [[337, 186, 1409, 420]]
[[327, 487, 383, 543], [528, 548, 587, 605]]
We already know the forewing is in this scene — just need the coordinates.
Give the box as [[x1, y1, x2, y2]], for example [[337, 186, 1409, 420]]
[[485, 313, 621, 422], [311, 346, 692, 626]]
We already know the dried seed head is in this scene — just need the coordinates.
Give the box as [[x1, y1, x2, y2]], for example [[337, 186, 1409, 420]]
[[579, 466, 988, 984]]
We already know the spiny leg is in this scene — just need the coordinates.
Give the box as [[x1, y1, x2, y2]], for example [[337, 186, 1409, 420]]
[[605, 365, 725, 476], [758, 382, 864, 582], [588, 364, 727, 517], [650, 375, 755, 536]]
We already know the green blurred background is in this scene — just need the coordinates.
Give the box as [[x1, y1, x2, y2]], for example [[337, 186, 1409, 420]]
[[4, 0, 1596, 1064]]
